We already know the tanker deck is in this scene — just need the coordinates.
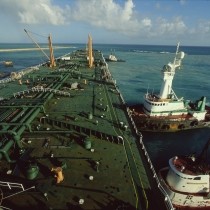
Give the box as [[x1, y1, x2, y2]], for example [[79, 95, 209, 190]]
[[0, 49, 167, 210]]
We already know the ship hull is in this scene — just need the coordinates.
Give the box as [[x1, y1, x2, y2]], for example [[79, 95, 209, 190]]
[[129, 104, 210, 132], [158, 168, 210, 209], [105, 58, 125, 62]]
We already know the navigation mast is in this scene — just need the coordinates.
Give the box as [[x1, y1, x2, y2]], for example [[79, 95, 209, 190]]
[[159, 42, 185, 99]]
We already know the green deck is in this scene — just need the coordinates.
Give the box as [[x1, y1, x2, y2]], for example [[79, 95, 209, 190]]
[[0, 49, 166, 209]]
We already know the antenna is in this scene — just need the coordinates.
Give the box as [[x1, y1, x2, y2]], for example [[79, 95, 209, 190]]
[[173, 42, 180, 66], [173, 42, 185, 69], [146, 84, 149, 95]]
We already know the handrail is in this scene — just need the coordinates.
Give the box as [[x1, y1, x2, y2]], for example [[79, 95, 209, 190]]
[[112, 79, 174, 209], [13, 87, 71, 98], [115, 78, 175, 210], [124, 103, 175, 210], [0, 181, 24, 191], [0, 180, 35, 201], [138, 135, 175, 210]]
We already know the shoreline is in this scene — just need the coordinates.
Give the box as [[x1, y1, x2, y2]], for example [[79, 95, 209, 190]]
[[0, 46, 76, 53]]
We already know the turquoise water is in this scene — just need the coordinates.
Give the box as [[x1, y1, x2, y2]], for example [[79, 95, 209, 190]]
[[104, 45, 210, 170], [1, 43, 210, 170]]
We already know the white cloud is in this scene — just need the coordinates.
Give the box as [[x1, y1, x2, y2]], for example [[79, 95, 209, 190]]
[[0, 0, 142, 35], [141, 18, 152, 27], [149, 17, 187, 37], [0, 0, 66, 25], [67, 0, 141, 35], [197, 20, 210, 33], [0, 0, 209, 44]]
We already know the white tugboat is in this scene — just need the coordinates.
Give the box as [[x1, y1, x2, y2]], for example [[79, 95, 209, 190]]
[[105, 50, 125, 62], [159, 139, 210, 209], [106, 53, 118, 62], [130, 43, 210, 132]]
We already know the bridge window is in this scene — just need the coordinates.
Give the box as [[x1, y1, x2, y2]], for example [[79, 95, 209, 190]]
[[193, 177, 201, 180]]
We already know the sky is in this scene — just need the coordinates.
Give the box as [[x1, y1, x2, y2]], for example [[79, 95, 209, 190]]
[[0, 0, 210, 46]]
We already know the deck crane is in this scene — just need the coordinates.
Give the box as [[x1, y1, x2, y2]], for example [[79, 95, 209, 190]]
[[24, 29, 56, 68], [87, 34, 94, 68]]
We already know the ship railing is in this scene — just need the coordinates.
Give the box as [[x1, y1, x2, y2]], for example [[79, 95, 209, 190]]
[[0, 181, 25, 191], [138, 134, 174, 210], [123, 103, 174, 210], [40, 117, 124, 145], [0, 65, 40, 84], [31, 87, 71, 96], [0, 205, 12, 210], [0, 77, 13, 84], [0, 181, 35, 209], [13, 87, 71, 97], [0, 181, 36, 199]]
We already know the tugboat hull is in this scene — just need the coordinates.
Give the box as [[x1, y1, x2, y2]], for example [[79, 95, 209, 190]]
[[129, 104, 210, 132], [159, 168, 210, 210]]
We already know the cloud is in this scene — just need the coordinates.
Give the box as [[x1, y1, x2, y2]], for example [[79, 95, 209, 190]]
[[67, 0, 142, 35], [0, 0, 209, 44], [198, 20, 210, 33], [0, 0, 66, 25], [153, 17, 187, 36], [0, 0, 142, 35], [0, 0, 188, 37], [19, 2, 66, 25], [141, 18, 152, 27]]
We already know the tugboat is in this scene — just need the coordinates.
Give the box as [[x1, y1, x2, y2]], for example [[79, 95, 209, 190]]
[[130, 43, 210, 132], [105, 51, 125, 62], [158, 138, 210, 209]]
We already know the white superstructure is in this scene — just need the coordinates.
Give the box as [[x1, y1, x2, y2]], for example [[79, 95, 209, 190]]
[[159, 156, 210, 209], [159, 44, 184, 99], [108, 54, 118, 61]]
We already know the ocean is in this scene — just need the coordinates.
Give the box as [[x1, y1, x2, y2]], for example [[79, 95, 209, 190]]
[[1, 43, 210, 171]]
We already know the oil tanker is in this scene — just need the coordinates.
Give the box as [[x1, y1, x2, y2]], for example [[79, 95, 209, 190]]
[[0, 32, 171, 210]]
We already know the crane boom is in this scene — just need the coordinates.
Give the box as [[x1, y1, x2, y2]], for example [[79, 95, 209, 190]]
[[24, 29, 50, 60], [24, 29, 56, 68]]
